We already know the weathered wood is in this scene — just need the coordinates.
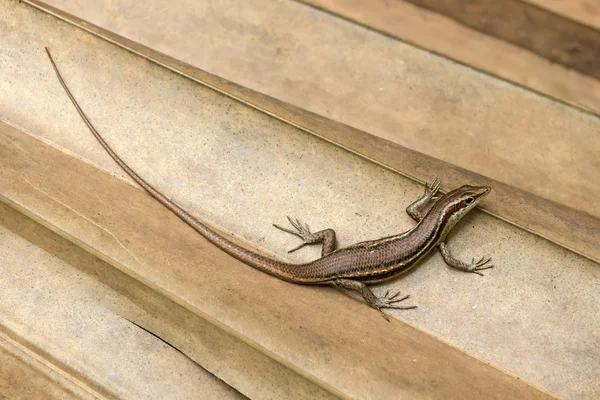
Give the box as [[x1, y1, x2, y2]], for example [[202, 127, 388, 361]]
[[296, 0, 600, 115], [524, 0, 600, 31], [405, 0, 600, 80]]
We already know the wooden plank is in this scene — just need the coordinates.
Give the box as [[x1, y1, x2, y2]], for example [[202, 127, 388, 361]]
[[404, 0, 600, 80], [295, 0, 600, 116], [524, 0, 600, 31]]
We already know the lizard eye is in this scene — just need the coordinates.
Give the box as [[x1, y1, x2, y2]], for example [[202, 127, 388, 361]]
[[465, 197, 474, 204]]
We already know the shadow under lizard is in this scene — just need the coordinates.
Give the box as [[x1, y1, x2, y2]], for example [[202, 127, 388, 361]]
[[45, 48, 493, 320]]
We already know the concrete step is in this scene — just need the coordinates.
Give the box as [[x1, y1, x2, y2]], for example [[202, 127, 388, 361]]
[[0, 205, 245, 400], [1, 1, 597, 398]]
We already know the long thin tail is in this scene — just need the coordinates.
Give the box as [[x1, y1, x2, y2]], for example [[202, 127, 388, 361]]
[[45, 47, 315, 283]]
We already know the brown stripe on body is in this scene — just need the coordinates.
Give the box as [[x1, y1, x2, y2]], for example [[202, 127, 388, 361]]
[[302, 193, 463, 282]]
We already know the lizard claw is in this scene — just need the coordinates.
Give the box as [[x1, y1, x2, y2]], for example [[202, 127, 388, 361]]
[[375, 290, 416, 310], [273, 216, 319, 253], [374, 291, 417, 321], [426, 178, 442, 199], [467, 256, 494, 276]]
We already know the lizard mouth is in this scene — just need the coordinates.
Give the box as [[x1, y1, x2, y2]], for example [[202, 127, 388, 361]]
[[476, 186, 491, 198]]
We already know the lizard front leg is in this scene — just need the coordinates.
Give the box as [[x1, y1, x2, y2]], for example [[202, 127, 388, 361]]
[[332, 279, 416, 321], [406, 178, 441, 222], [438, 242, 493, 276], [273, 216, 337, 256]]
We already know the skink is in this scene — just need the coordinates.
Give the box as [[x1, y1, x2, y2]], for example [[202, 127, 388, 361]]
[[46, 48, 493, 319]]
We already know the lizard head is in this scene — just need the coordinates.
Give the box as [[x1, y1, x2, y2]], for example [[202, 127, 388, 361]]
[[437, 185, 491, 236], [452, 185, 490, 212]]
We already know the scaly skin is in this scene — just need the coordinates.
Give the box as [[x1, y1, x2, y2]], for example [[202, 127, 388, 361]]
[[46, 48, 493, 318]]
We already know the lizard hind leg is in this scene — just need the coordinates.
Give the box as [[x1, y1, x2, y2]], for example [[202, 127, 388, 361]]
[[332, 279, 416, 321], [273, 216, 337, 256]]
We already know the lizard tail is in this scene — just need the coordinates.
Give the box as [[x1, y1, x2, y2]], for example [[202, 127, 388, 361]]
[[45, 47, 321, 283]]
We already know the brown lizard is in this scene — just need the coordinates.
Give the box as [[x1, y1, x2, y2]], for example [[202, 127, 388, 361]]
[[46, 47, 493, 319]]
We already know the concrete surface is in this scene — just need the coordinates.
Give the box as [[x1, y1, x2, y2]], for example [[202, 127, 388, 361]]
[[38, 0, 600, 220], [0, 122, 553, 399], [0, 204, 244, 399], [0, 341, 86, 399], [0, 201, 333, 400], [22, 1, 600, 266], [1, 1, 598, 398]]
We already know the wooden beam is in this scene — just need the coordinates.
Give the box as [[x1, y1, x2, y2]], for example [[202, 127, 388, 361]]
[[296, 0, 600, 116], [405, 0, 600, 80], [524, 0, 600, 31]]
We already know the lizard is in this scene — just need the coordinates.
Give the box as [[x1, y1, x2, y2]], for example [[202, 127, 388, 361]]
[[45, 47, 493, 319]]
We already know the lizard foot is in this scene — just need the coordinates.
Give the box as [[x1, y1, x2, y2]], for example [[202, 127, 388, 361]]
[[373, 290, 417, 310], [372, 291, 416, 322], [426, 177, 442, 199], [465, 256, 494, 276], [273, 216, 320, 253]]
